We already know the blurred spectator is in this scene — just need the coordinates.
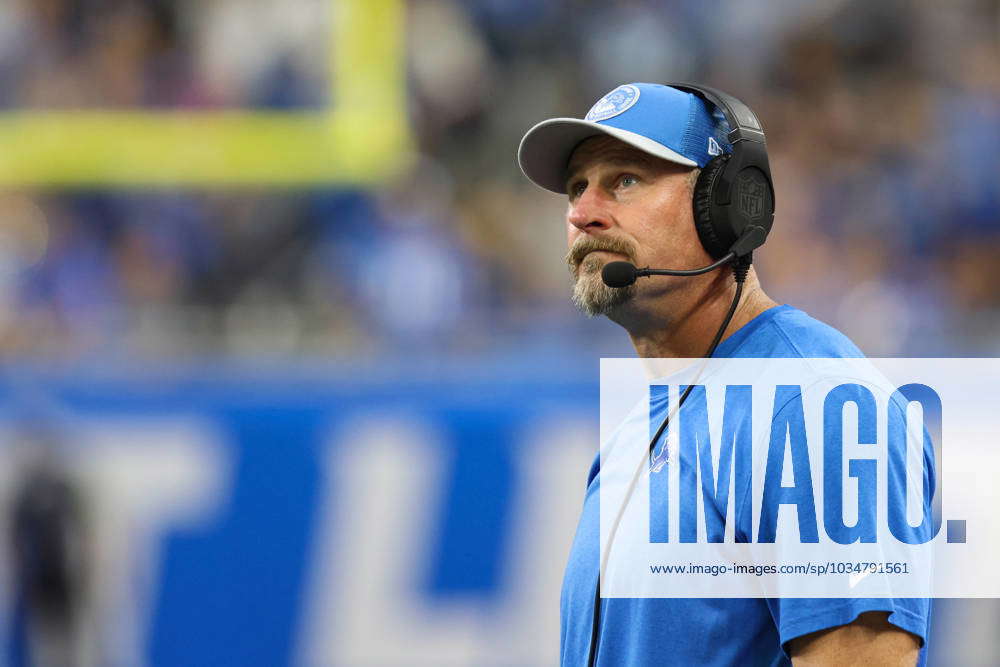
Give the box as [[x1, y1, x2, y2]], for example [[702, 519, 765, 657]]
[[8, 438, 88, 667]]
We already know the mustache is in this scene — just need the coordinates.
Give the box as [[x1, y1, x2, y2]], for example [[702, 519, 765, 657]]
[[566, 236, 637, 274]]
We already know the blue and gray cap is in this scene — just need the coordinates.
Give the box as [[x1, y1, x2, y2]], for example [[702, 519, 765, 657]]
[[517, 82, 732, 194]]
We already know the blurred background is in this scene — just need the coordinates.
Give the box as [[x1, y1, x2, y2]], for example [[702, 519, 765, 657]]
[[0, 0, 997, 664]]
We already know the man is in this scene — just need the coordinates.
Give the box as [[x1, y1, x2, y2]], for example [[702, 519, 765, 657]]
[[516, 83, 931, 666]]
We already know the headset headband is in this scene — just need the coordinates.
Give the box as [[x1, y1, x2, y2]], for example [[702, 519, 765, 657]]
[[665, 82, 767, 146], [664, 82, 774, 260]]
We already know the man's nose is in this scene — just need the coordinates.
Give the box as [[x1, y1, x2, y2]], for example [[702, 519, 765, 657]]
[[567, 187, 613, 232]]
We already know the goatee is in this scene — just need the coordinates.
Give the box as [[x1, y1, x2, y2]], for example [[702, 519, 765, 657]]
[[566, 237, 638, 317]]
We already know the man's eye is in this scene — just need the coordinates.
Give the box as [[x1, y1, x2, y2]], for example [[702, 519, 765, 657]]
[[569, 181, 587, 197], [619, 174, 639, 188]]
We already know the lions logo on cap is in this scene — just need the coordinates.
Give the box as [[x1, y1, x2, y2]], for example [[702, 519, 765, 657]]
[[585, 84, 640, 122]]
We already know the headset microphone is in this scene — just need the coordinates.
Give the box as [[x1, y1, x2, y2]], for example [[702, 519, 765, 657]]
[[601, 252, 739, 288], [600, 261, 638, 287]]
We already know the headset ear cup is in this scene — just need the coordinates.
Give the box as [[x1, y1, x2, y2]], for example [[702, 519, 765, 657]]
[[692, 154, 731, 259]]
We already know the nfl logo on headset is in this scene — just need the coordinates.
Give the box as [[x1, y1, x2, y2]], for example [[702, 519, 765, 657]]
[[738, 173, 767, 221]]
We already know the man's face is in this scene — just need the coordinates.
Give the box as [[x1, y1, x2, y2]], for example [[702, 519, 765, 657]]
[[563, 135, 708, 317]]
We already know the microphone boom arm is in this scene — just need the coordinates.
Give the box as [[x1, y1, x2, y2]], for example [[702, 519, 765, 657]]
[[636, 251, 735, 277]]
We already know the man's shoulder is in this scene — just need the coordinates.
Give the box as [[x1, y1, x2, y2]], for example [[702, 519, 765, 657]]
[[726, 304, 865, 360]]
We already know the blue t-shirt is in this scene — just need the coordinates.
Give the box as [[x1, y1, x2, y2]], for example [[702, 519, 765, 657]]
[[561, 304, 932, 666]]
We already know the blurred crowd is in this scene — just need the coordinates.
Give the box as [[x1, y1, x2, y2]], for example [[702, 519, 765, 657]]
[[0, 0, 998, 360]]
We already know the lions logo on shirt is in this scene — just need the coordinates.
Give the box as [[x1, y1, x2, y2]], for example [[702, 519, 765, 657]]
[[585, 85, 640, 122]]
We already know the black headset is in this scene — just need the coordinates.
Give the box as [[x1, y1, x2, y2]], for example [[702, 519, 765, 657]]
[[668, 82, 775, 262]]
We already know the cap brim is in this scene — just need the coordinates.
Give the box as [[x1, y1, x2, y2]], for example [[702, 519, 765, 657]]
[[516, 118, 698, 194]]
